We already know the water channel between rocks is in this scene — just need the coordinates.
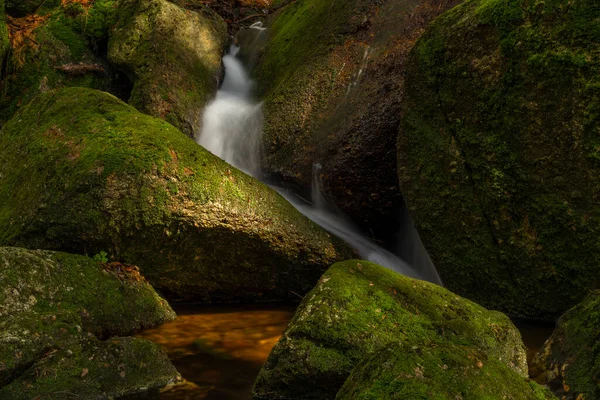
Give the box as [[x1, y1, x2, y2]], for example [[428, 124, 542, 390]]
[[197, 23, 441, 285]]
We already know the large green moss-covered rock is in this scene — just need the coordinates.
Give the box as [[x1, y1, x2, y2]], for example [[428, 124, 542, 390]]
[[255, 0, 463, 239], [0, 87, 352, 302], [337, 342, 556, 400], [398, 0, 600, 319], [0, 246, 179, 398], [108, 0, 228, 138], [253, 260, 527, 399], [534, 291, 600, 399], [0, 0, 127, 123]]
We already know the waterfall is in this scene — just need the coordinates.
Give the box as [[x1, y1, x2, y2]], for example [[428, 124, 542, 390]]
[[197, 44, 264, 178], [197, 24, 441, 284]]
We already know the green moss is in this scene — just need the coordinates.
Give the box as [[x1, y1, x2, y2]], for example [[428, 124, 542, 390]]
[[398, 0, 600, 319], [0, 87, 352, 303], [255, 0, 371, 182], [108, 0, 228, 137], [337, 341, 556, 400], [253, 260, 528, 399], [0, 246, 178, 396], [534, 291, 600, 399], [0, 336, 179, 399]]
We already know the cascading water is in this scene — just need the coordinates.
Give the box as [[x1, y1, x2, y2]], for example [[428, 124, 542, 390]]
[[197, 43, 264, 178], [197, 23, 441, 285]]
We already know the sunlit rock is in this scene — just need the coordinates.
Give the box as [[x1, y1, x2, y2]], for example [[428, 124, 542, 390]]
[[108, 0, 228, 138], [254, 260, 531, 399], [0, 87, 353, 303]]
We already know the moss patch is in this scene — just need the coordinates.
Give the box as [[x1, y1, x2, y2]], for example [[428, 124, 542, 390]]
[[337, 341, 556, 400], [253, 260, 528, 399], [0, 0, 127, 123], [398, 0, 600, 319]]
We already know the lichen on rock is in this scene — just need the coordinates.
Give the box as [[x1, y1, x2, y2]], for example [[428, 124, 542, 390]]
[[253, 260, 529, 399]]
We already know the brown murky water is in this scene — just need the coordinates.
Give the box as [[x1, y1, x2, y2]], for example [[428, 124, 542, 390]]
[[513, 319, 555, 382], [135, 304, 296, 400]]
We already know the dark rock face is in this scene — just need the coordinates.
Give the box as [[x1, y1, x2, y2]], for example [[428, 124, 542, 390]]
[[534, 291, 600, 399], [398, 0, 600, 319], [254, 260, 531, 400], [5, 0, 47, 18], [254, 0, 463, 240], [0, 246, 179, 399], [0, 87, 352, 303]]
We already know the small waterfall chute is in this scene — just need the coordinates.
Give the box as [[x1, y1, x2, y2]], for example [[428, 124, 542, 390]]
[[197, 24, 441, 284]]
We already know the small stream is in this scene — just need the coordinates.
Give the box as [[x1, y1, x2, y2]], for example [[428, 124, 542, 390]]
[[197, 23, 441, 284]]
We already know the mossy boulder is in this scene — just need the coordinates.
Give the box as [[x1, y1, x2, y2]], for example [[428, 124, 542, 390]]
[[398, 0, 600, 319], [0, 246, 179, 398], [108, 0, 228, 138], [337, 341, 556, 400], [0, 87, 352, 302], [1, 336, 179, 400], [254, 0, 463, 239], [253, 260, 527, 399], [533, 291, 600, 399], [0, 0, 129, 123]]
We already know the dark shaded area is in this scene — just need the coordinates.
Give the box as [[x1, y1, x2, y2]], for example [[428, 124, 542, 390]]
[[89, 36, 134, 102]]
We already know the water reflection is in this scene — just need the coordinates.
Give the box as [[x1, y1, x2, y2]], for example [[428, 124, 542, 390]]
[[136, 305, 295, 399]]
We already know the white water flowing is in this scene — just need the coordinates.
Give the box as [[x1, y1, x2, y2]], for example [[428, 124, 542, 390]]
[[197, 25, 441, 284], [198, 44, 263, 177]]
